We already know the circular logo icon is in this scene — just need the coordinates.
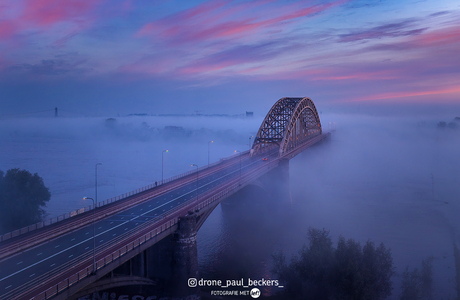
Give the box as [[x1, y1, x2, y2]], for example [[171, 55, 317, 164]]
[[250, 287, 261, 298], [188, 278, 197, 287]]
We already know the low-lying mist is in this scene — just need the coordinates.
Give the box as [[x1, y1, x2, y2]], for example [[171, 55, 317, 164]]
[[1, 112, 459, 299], [197, 112, 460, 299], [0, 115, 261, 216]]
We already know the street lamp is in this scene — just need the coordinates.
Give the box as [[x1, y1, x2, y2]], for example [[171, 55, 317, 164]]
[[191, 164, 199, 211], [162, 150, 168, 184], [95, 163, 102, 207], [208, 141, 213, 166], [83, 197, 96, 274]]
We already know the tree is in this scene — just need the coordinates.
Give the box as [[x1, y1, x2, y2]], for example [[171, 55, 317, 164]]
[[0, 168, 51, 233], [400, 256, 434, 300], [272, 228, 394, 300]]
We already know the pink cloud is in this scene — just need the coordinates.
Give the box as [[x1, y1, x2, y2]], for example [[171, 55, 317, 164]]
[[136, 1, 229, 38], [353, 86, 460, 102], [369, 25, 460, 52], [411, 26, 460, 46], [0, 0, 103, 42], [250, 67, 399, 83], [118, 55, 180, 76], [136, 0, 343, 44], [22, 0, 96, 26], [0, 0, 109, 53], [313, 70, 397, 81], [0, 20, 17, 38]]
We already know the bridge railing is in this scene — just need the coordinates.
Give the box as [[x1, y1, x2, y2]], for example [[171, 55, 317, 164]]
[[31, 178, 246, 300], [0, 150, 249, 243]]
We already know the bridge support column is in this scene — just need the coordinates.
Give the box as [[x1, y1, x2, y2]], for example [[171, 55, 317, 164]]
[[131, 250, 146, 277], [170, 212, 200, 299], [277, 158, 290, 182], [255, 158, 290, 202]]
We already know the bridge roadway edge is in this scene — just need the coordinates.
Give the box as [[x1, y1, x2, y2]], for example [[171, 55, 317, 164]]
[[0, 152, 249, 262], [14, 132, 331, 300], [25, 152, 282, 300]]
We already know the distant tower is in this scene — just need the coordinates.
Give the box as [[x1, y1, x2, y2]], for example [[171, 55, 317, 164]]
[[55, 107, 58, 117]]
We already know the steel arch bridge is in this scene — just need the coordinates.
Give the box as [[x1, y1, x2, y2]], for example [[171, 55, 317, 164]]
[[252, 97, 322, 156]]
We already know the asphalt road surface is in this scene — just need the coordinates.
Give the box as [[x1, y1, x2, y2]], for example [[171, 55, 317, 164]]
[[0, 151, 277, 299]]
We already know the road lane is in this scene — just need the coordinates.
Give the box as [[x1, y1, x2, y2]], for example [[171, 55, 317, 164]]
[[0, 151, 278, 298]]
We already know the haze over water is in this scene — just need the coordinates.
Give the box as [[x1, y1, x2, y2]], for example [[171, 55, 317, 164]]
[[1, 112, 459, 299]]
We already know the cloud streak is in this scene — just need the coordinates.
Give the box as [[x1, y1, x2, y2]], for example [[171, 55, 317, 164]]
[[353, 86, 460, 103], [0, 0, 459, 111], [338, 20, 427, 43], [136, 0, 343, 44]]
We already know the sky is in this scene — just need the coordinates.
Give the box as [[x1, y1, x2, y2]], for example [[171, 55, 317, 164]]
[[0, 0, 459, 116]]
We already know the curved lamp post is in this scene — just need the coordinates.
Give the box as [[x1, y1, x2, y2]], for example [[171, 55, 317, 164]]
[[162, 150, 168, 184]]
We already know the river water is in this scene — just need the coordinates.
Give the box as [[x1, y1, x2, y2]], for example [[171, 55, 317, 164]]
[[1, 113, 459, 299]]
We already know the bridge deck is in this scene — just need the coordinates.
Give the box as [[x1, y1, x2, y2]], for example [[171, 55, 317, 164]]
[[0, 133, 329, 300]]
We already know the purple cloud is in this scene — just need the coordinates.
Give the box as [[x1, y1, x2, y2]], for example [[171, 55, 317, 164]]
[[339, 20, 427, 43]]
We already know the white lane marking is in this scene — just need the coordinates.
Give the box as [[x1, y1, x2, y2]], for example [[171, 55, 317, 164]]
[[85, 247, 90, 250], [85, 232, 89, 235], [135, 223, 138, 226], [37, 253, 42, 256], [50, 263, 55, 267], [55, 245, 60, 248], [121, 217, 124, 219], [110, 222, 113, 224], [17, 261, 23, 265], [29, 273, 35, 277], [0, 157, 259, 283], [69, 255, 73, 258], [100, 239, 104, 243], [71, 238, 75, 241], [98, 227, 102, 229], [5, 285, 11, 289], [124, 228, 128, 231], [113, 234, 117, 236]]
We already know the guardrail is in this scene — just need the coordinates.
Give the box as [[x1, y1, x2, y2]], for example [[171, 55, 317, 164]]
[[30, 179, 246, 300], [0, 150, 250, 243], [15, 135, 321, 299]]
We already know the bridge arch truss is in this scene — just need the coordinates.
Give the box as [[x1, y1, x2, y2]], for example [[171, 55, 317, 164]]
[[252, 97, 322, 156]]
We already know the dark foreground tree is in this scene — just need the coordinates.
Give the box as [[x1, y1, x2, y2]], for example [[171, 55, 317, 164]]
[[400, 256, 434, 300], [0, 168, 51, 233], [273, 228, 394, 300]]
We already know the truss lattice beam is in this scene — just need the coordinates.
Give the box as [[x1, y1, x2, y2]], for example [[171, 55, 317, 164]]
[[252, 97, 322, 156]]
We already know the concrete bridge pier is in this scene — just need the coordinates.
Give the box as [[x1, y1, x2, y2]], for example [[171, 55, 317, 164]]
[[277, 158, 290, 182], [169, 212, 200, 299]]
